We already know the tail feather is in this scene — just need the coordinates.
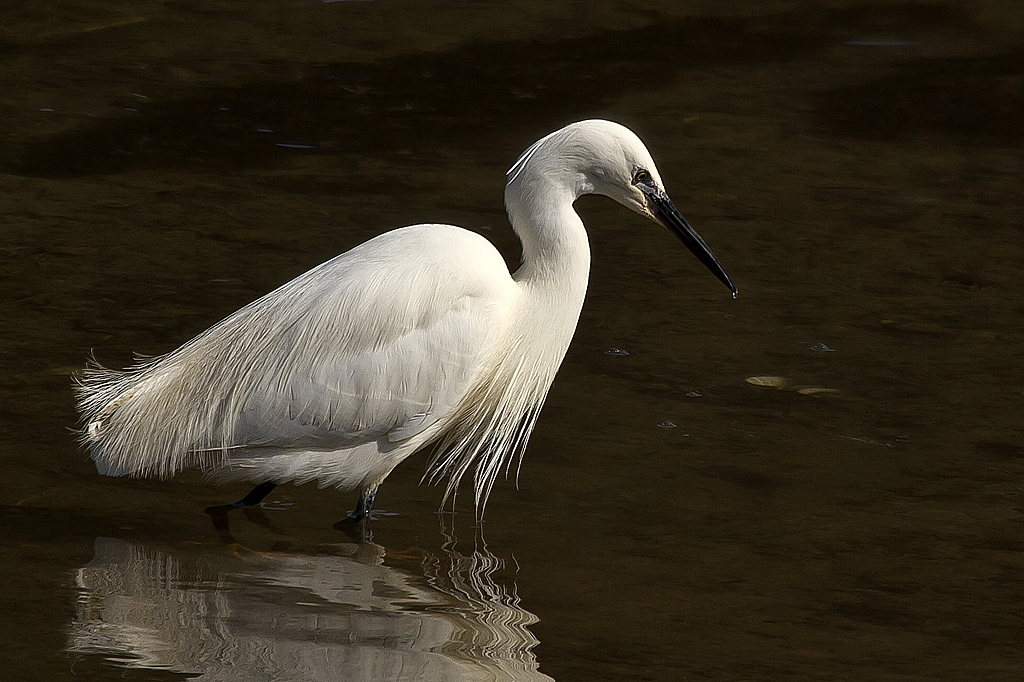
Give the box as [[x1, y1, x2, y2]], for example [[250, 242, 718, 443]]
[[74, 355, 222, 478]]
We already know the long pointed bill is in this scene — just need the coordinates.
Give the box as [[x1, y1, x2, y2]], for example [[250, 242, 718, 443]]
[[642, 185, 737, 295]]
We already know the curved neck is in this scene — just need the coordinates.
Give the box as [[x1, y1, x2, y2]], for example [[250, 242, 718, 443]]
[[505, 172, 592, 289]]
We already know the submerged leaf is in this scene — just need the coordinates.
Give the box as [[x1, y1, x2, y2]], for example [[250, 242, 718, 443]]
[[797, 387, 841, 396], [746, 376, 788, 388]]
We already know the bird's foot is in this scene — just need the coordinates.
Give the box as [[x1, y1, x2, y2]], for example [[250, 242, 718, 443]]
[[345, 508, 396, 522]]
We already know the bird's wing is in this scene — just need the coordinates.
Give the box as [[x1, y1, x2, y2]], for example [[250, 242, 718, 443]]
[[78, 225, 517, 478]]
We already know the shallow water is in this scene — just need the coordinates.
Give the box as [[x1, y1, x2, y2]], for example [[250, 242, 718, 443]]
[[2, 1, 1022, 680]]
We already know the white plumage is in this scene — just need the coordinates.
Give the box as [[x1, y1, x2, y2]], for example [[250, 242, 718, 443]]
[[76, 119, 735, 515]]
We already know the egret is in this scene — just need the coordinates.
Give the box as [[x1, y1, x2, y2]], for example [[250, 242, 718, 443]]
[[75, 119, 735, 520]]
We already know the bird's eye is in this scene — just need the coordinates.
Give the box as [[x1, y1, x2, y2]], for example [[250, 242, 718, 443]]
[[633, 169, 652, 185]]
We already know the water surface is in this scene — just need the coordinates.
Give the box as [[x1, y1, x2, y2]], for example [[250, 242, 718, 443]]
[[1, 1, 1022, 680]]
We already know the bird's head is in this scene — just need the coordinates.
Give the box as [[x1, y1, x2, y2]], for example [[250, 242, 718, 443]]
[[508, 119, 736, 295]]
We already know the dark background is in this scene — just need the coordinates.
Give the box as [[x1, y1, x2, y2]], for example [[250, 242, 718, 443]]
[[1, 1, 1022, 680]]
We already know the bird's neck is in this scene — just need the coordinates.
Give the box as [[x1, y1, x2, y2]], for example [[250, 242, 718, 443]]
[[502, 177, 592, 391], [506, 179, 592, 294]]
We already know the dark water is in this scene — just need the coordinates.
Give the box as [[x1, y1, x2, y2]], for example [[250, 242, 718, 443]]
[[2, 1, 1023, 680]]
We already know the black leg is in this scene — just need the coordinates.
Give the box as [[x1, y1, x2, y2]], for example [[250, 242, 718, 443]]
[[233, 481, 277, 508], [348, 484, 378, 521], [205, 482, 281, 545]]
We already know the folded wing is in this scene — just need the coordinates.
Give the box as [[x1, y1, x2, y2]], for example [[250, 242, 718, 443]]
[[77, 225, 516, 481]]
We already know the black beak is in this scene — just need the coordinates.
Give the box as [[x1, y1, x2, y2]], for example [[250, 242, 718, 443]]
[[641, 184, 736, 295]]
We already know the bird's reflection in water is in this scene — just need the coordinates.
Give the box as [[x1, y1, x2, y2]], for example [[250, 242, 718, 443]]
[[67, 529, 554, 681]]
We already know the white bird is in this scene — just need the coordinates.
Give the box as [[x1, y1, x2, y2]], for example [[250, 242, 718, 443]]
[[75, 119, 735, 520]]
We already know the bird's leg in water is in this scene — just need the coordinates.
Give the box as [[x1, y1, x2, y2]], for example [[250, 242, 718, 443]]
[[233, 481, 277, 508], [349, 484, 378, 521], [205, 482, 283, 544], [334, 485, 379, 543]]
